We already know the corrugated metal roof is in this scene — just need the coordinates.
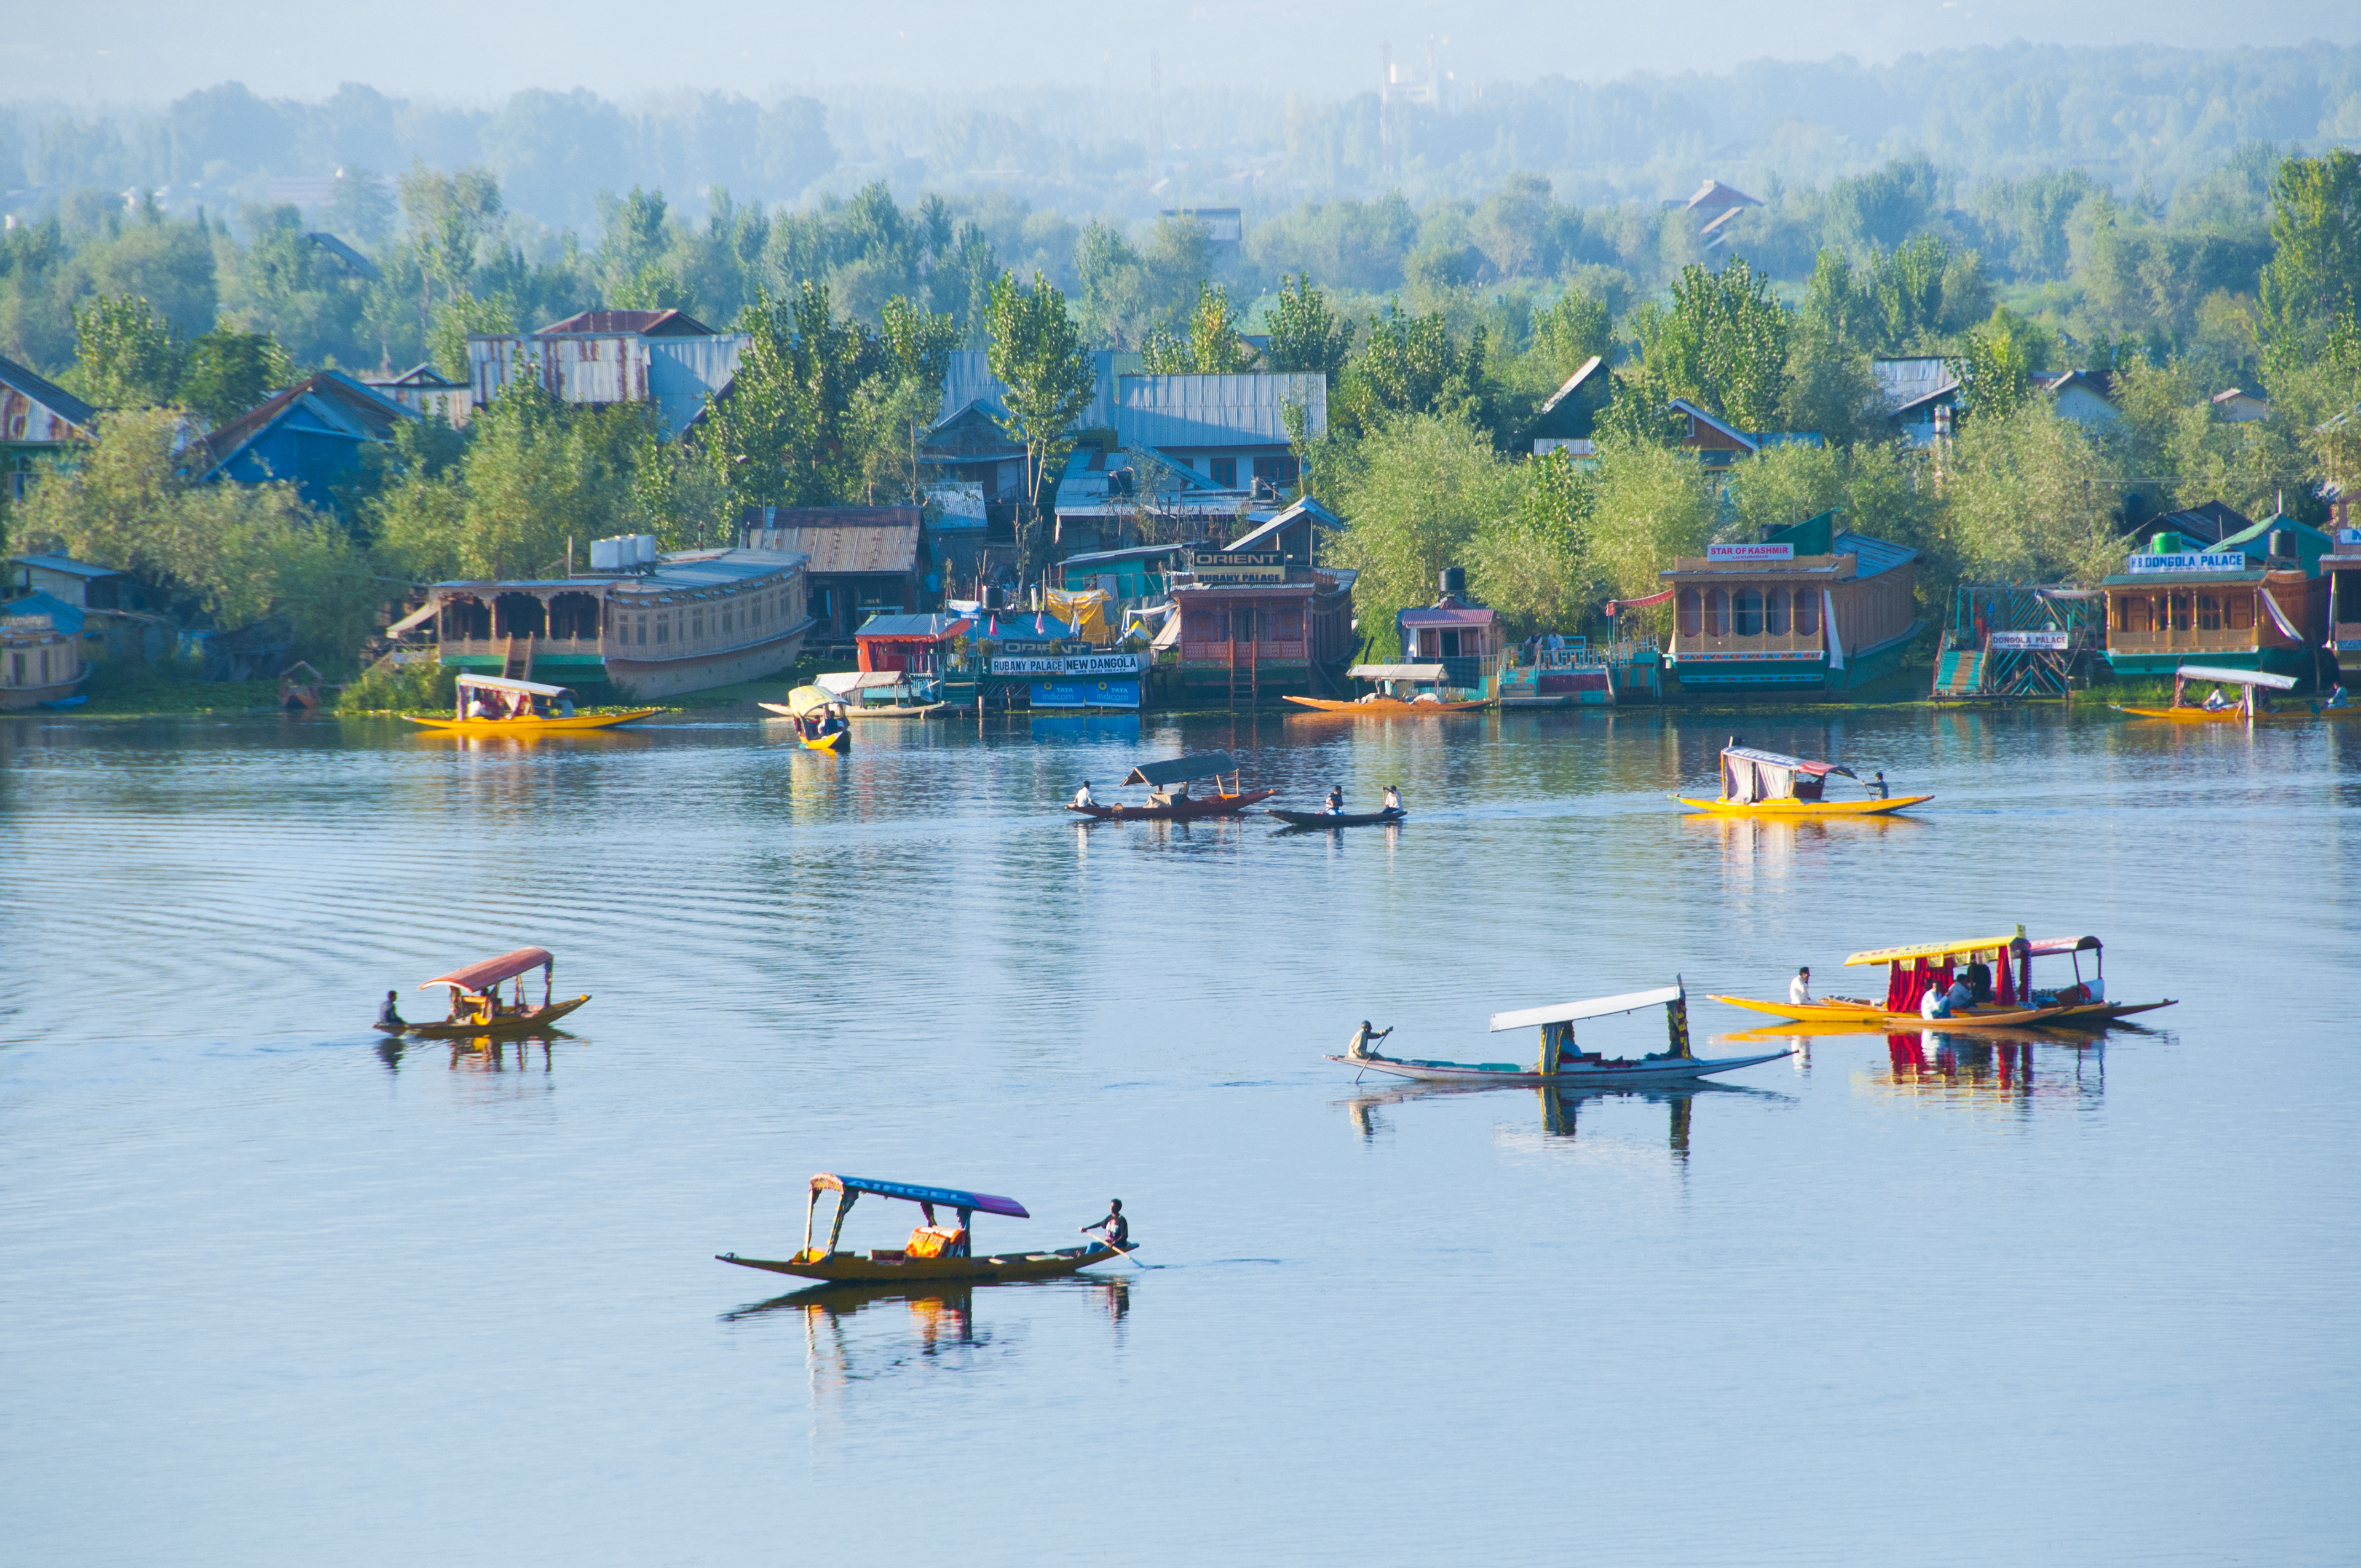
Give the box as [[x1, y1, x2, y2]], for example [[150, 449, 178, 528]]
[[10, 554, 125, 579], [1873, 357, 1960, 415], [856, 612, 970, 640], [1400, 604, 1496, 627], [1116, 374, 1327, 450], [535, 309, 718, 338], [1835, 530, 1918, 580], [2, 589, 83, 636], [743, 523, 919, 576], [938, 349, 1139, 430], [0, 353, 98, 430]]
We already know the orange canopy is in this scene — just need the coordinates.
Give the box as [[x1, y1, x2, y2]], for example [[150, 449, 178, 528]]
[[420, 947, 553, 992]]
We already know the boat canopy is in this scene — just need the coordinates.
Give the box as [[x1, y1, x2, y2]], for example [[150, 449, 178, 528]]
[[1490, 984, 1685, 1033], [1722, 745, 1856, 779], [1123, 753, 1239, 786], [1349, 663, 1447, 682], [783, 684, 838, 716], [456, 673, 572, 698], [2027, 935, 2100, 956], [816, 671, 911, 695], [1844, 934, 2023, 966], [812, 1174, 1029, 1218], [421, 946, 553, 992], [2176, 665, 2298, 691]]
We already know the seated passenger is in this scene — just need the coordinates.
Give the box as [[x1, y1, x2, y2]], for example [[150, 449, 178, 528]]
[[2327, 685, 2350, 710], [2201, 686, 2231, 710]]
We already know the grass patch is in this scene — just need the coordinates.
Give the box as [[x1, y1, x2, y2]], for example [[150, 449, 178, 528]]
[[70, 663, 282, 716]]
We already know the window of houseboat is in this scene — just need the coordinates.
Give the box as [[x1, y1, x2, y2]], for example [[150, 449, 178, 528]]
[[1733, 587, 1763, 637], [2167, 592, 2193, 631], [656, 617, 669, 644], [1187, 611, 1215, 639], [1765, 588, 1789, 636], [1704, 588, 1728, 638], [2197, 595, 2222, 632], [1277, 608, 1303, 639], [1793, 590, 1819, 636], [1678, 588, 1701, 638], [2226, 594, 2255, 630], [2118, 595, 2154, 632]]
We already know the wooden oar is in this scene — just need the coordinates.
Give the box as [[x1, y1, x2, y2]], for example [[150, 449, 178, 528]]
[[1081, 1226, 1144, 1268]]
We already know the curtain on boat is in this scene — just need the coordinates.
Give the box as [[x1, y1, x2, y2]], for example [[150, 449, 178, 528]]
[[1885, 959, 1953, 1014]]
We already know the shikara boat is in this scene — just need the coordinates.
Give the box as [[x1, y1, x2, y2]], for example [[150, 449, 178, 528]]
[[406, 673, 657, 733], [1327, 981, 1790, 1087], [759, 684, 853, 749], [1711, 929, 2171, 1030], [817, 669, 946, 718], [1269, 806, 1407, 827], [1677, 743, 1929, 815], [1067, 751, 1276, 820], [718, 1174, 1135, 1285], [2114, 664, 2300, 722], [1284, 663, 1492, 714], [377, 946, 592, 1039]]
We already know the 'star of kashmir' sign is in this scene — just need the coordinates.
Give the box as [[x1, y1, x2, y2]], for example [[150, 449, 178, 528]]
[[2127, 552, 2248, 574], [1706, 542, 1795, 562]]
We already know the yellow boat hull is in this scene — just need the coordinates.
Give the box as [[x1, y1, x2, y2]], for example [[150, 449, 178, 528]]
[[2111, 705, 2247, 723], [801, 729, 850, 751], [1283, 695, 1493, 713], [1710, 994, 2075, 1029], [718, 1242, 1132, 1284], [406, 711, 658, 733], [1677, 795, 1931, 816]]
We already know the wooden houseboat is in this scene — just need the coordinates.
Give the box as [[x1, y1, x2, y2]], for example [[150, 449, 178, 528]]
[[0, 609, 83, 709], [1396, 571, 1498, 697], [2100, 523, 2330, 685], [1658, 511, 1923, 697], [2316, 527, 2360, 685], [429, 544, 812, 702], [1169, 549, 1356, 705]]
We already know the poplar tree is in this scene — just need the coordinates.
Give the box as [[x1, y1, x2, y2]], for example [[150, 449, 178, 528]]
[[984, 270, 1094, 571]]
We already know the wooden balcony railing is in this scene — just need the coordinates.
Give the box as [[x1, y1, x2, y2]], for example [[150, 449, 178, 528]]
[[2106, 628, 2261, 655]]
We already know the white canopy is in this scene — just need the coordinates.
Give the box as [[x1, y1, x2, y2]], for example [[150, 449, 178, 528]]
[[456, 673, 572, 697], [2177, 665, 2298, 690], [1489, 984, 1684, 1033], [1350, 663, 1447, 682], [817, 670, 910, 695]]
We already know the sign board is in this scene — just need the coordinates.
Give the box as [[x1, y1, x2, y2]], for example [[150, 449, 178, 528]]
[[2337, 528, 2361, 546], [1030, 678, 1142, 710], [1988, 630, 2072, 651], [1706, 542, 1795, 563], [2128, 552, 2247, 574], [1184, 550, 1287, 585], [991, 652, 1144, 677]]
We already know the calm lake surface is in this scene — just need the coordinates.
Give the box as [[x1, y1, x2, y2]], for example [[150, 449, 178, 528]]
[[4, 703, 2357, 1567]]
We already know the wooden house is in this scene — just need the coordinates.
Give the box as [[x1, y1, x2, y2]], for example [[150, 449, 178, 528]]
[[2101, 523, 2330, 683], [855, 612, 971, 675], [1671, 399, 1824, 470], [2325, 527, 2361, 684], [197, 371, 416, 512], [0, 354, 95, 503], [1168, 543, 1356, 706], [1658, 511, 1923, 696], [740, 507, 925, 651], [1531, 357, 1608, 458]]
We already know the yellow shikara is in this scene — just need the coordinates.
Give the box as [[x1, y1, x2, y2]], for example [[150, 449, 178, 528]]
[[719, 1174, 1134, 1286], [1677, 743, 1926, 815], [406, 673, 655, 733]]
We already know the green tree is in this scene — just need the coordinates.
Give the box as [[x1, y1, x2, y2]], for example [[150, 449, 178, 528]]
[[1332, 304, 1484, 437], [1619, 260, 1790, 434], [1527, 287, 1610, 382], [702, 281, 886, 510], [1939, 402, 2120, 586], [181, 328, 293, 426], [74, 293, 186, 408], [1141, 282, 1249, 373], [984, 269, 1096, 569], [400, 162, 504, 318], [1328, 413, 1519, 642], [1264, 274, 1353, 379], [858, 295, 960, 505], [2259, 149, 2361, 376]]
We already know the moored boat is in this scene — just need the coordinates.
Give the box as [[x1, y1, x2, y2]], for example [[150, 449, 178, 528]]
[[1677, 742, 1928, 815], [2114, 663, 2301, 721], [759, 684, 853, 749], [817, 668, 946, 718], [1284, 663, 1492, 714], [718, 1174, 1134, 1285], [1068, 752, 1275, 819], [405, 673, 657, 732], [378, 946, 592, 1039], [1327, 980, 1790, 1086]]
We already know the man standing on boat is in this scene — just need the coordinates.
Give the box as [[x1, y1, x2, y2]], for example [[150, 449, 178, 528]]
[[1348, 1020, 1393, 1059], [1083, 1200, 1129, 1251], [1789, 967, 1812, 1007]]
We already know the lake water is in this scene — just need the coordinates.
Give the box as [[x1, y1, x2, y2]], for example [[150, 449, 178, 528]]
[[3, 704, 2357, 1567]]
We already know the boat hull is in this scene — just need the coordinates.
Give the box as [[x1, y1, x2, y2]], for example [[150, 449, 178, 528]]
[[1324, 1050, 1790, 1085], [1069, 789, 1276, 820], [1677, 795, 1931, 816], [2112, 705, 2247, 723], [1709, 994, 2076, 1029], [386, 994, 592, 1039], [845, 703, 944, 718], [1269, 808, 1407, 827], [1283, 695, 1492, 713], [406, 711, 658, 733], [717, 1242, 1133, 1285]]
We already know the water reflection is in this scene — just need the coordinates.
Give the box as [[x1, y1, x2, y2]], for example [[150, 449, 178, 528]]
[[722, 1277, 1133, 1393], [1339, 1080, 1789, 1162], [371, 1032, 574, 1074], [1865, 1031, 2108, 1106]]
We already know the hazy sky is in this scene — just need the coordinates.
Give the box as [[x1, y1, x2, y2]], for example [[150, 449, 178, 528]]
[[9, 0, 2360, 106]]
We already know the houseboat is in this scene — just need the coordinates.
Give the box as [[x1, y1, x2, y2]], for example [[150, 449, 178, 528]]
[[1397, 571, 1498, 696], [428, 540, 813, 702], [2100, 521, 2330, 685], [1169, 547, 1356, 705], [2317, 526, 2361, 685], [0, 609, 83, 709], [1658, 511, 1923, 697]]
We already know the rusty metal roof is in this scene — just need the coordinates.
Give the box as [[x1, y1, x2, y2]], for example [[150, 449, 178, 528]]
[[742, 509, 920, 576]]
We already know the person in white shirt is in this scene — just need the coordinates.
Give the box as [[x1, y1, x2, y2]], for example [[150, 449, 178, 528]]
[[1920, 984, 1948, 1020], [1382, 785, 1402, 813], [1789, 967, 1813, 1006], [1072, 780, 1095, 808], [2201, 686, 2230, 710]]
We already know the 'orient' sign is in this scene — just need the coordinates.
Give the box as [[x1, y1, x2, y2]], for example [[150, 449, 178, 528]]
[[1706, 542, 1795, 562]]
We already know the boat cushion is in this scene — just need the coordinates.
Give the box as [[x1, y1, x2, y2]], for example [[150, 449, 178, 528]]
[[905, 1225, 966, 1259]]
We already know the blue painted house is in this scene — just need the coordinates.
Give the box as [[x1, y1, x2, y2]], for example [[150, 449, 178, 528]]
[[197, 371, 416, 511]]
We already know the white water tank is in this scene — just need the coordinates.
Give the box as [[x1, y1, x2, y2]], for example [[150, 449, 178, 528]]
[[590, 536, 624, 571], [633, 534, 658, 564]]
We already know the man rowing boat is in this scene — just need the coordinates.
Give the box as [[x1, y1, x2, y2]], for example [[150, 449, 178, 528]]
[[1082, 1200, 1129, 1250], [1348, 1020, 1394, 1059]]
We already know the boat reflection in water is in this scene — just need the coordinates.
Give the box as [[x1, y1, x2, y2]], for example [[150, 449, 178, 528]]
[[1870, 1031, 2108, 1106], [722, 1276, 1131, 1394], [1338, 1079, 1790, 1161], [373, 1031, 575, 1074]]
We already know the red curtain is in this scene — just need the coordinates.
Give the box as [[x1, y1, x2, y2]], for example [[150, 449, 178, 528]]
[[1885, 960, 1954, 1013]]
